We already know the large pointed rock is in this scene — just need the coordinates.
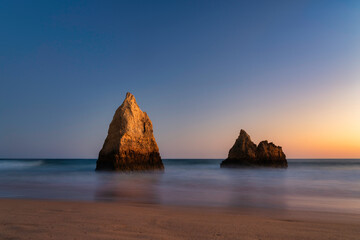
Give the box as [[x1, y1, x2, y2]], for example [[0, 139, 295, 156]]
[[96, 92, 164, 171], [221, 129, 287, 168]]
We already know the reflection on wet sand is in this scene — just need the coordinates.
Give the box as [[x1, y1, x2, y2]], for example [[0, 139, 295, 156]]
[[95, 172, 163, 204], [225, 168, 288, 209]]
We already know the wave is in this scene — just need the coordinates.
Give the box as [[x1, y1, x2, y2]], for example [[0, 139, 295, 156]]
[[0, 160, 44, 170], [0, 158, 359, 171]]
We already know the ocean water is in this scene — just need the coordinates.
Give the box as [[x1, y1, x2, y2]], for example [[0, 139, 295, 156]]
[[0, 158, 359, 214]]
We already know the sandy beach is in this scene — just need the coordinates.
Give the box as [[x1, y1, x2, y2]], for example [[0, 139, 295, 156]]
[[0, 199, 359, 240]]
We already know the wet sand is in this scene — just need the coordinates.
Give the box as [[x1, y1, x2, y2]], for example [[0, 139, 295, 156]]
[[0, 199, 359, 240]]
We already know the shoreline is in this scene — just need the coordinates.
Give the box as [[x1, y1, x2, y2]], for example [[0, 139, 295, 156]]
[[0, 198, 359, 240]]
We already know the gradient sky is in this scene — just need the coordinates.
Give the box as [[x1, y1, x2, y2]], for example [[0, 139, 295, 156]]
[[1, 0, 359, 158]]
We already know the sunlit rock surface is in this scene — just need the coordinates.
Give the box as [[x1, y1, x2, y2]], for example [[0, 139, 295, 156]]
[[221, 129, 287, 168], [96, 92, 164, 171]]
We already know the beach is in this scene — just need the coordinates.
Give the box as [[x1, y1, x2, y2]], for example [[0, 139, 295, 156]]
[[0, 198, 359, 240], [1, 159, 359, 239]]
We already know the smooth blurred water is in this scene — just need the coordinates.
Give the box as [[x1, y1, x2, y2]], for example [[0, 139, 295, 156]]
[[0, 158, 359, 213]]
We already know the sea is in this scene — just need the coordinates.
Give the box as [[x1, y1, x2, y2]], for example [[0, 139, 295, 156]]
[[0, 158, 359, 214]]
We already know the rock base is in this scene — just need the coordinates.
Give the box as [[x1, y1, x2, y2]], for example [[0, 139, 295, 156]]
[[220, 158, 288, 168], [96, 151, 164, 171]]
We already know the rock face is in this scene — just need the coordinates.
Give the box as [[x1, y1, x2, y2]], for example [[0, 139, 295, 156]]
[[221, 129, 287, 168], [256, 140, 287, 167], [96, 92, 164, 171]]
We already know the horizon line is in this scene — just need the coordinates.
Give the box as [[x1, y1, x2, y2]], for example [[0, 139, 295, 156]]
[[1, 157, 360, 160]]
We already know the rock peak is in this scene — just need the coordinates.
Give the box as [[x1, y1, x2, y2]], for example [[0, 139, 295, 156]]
[[239, 129, 251, 140], [228, 129, 257, 161], [123, 92, 138, 106], [125, 92, 135, 100]]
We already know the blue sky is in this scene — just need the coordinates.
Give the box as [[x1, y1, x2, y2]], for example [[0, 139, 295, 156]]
[[1, 0, 359, 158]]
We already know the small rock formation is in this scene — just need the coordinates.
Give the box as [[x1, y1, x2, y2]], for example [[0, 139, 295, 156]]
[[221, 129, 287, 168], [96, 92, 164, 171]]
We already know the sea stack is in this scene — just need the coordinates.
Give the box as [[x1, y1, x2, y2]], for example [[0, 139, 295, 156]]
[[221, 129, 287, 168], [96, 92, 164, 171]]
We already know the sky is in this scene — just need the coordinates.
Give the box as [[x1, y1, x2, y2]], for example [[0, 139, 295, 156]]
[[0, 0, 359, 159]]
